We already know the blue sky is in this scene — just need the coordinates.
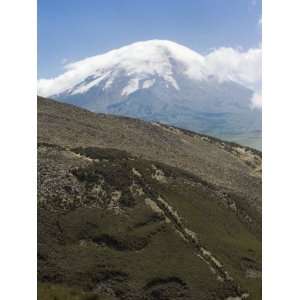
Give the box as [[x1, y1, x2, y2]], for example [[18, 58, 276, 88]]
[[38, 0, 261, 78]]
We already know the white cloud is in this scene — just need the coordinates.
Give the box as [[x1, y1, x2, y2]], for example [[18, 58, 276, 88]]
[[204, 47, 262, 107], [251, 91, 262, 108]]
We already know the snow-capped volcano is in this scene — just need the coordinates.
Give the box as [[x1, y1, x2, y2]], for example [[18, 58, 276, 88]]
[[38, 40, 207, 96], [38, 40, 261, 148]]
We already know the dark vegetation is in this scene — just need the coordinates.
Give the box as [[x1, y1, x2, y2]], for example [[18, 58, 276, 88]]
[[38, 144, 261, 300], [38, 97, 261, 300]]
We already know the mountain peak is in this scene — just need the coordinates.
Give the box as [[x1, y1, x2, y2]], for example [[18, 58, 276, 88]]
[[38, 39, 206, 97], [111, 39, 205, 63], [37, 40, 261, 149]]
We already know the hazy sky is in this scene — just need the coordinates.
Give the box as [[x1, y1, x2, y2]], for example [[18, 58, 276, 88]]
[[38, 0, 261, 78]]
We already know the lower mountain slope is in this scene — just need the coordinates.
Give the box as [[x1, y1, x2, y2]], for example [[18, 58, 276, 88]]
[[37, 97, 261, 300]]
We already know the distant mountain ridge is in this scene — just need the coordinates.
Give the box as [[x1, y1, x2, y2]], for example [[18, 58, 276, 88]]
[[38, 40, 261, 149]]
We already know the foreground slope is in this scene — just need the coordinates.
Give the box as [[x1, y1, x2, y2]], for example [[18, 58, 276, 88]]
[[38, 96, 261, 300]]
